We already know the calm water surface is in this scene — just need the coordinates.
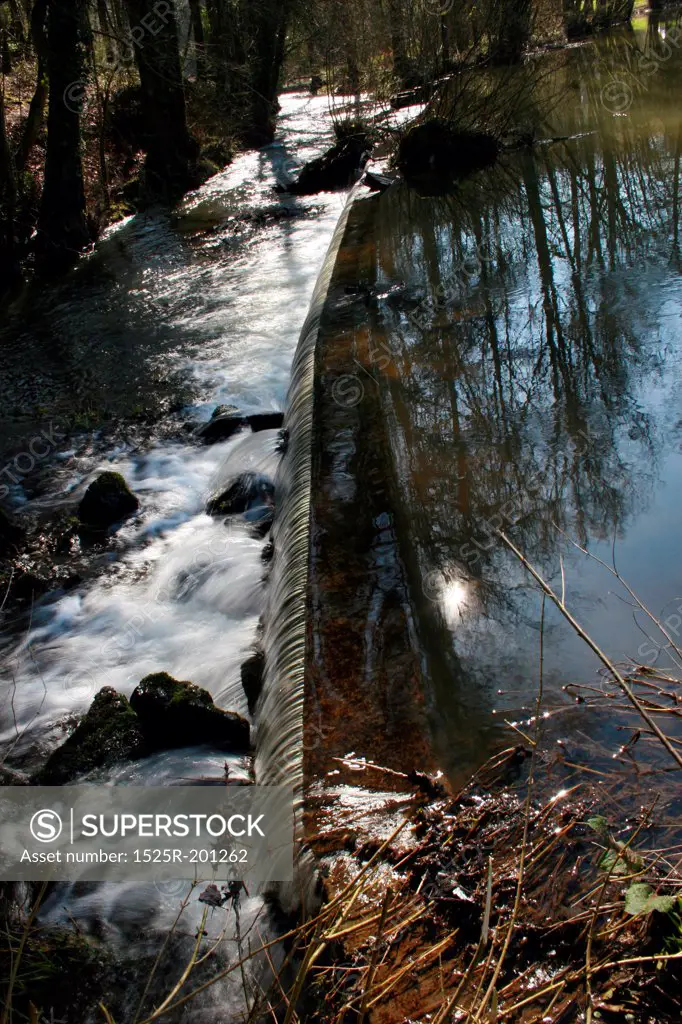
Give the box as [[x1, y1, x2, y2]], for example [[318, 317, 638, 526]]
[[369, 20, 682, 777]]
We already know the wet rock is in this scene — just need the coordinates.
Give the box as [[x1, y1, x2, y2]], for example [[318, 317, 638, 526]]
[[261, 540, 275, 564], [130, 672, 250, 752], [240, 651, 265, 713], [207, 472, 275, 519], [78, 471, 140, 530], [275, 428, 289, 456], [288, 122, 370, 195], [251, 510, 275, 538], [7, 568, 52, 603], [0, 512, 85, 619], [196, 406, 245, 444], [196, 408, 284, 444], [397, 120, 499, 192], [247, 412, 284, 432], [33, 688, 146, 785], [0, 764, 29, 786], [212, 404, 241, 419], [0, 508, 25, 555]]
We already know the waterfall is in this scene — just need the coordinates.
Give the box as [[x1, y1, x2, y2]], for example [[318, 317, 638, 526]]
[[254, 187, 361, 907]]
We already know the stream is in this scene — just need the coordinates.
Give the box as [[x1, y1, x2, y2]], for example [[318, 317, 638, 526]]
[[1, 13, 682, 1020], [0, 92, 349, 1021]]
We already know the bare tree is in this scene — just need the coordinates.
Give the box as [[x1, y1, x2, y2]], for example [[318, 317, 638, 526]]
[[36, 0, 91, 271], [124, 0, 198, 199]]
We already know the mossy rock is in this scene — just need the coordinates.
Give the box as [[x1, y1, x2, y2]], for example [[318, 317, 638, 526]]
[[33, 688, 146, 784], [397, 120, 499, 192], [130, 672, 250, 752], [78, 471, 139, 530]]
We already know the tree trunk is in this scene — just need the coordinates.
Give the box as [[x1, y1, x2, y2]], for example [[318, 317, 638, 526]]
[[242, 0, 290, 144], [96, 0, 110, 36], [188, 0, 204, 75], [15, 0, 49, 172], [387, 0, 411, 85], [95, 0, 117, 63], [36, 0, 91, 272], [109, 0, 127, 36], [487, 0, 533, 63], [206, 0, 248, 99], [125, 0, 197, 201], [0, 77, 21, 291], [6, 0, 28, 61], [15, 54, 47, 170]]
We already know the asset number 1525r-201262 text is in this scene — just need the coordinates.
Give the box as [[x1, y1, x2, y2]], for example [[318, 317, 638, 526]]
[[132, 849, 249, 863]]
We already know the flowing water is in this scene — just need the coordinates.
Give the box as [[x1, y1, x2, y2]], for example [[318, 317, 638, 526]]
[[2, 15, 682, 1019], [0, 94, 346, 754], [0, 93, 350, 1021]]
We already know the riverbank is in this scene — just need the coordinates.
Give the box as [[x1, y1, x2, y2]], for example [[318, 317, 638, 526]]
[[283, 19, 682, 1017], [3, 12, 682, 1021]]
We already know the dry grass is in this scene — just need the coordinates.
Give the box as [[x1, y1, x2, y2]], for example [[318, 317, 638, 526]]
[[5, 545, 682, 1023]]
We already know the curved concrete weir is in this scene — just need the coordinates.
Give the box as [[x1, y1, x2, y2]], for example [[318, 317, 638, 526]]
[[257, 185, 450, 906], [260, 31, 682, 898]]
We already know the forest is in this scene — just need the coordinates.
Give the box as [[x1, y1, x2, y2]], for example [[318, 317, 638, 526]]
[[2, 0, 682, 1021], [0, 0, 636, 287]]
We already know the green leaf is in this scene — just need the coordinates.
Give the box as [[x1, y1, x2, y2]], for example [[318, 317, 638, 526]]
[[625, 883, 677, 917], [587, 815, 610, 837], [599, 848, 629, 876], [648, 895, 678, 913]]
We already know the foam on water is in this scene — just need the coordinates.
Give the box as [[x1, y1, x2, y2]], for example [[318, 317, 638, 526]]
[[0, 93, 355, 1022], [1, 95, 346, 754]]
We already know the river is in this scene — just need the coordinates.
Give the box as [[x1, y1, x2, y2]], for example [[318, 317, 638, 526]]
[[0, 92, 349, 1022], [1, 14, 682, 1020]]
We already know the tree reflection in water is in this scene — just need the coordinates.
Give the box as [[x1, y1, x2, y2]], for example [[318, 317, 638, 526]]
[[369, 23, 682, 778]]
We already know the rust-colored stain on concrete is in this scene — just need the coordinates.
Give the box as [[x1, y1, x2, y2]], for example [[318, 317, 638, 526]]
[[304, 196, 437, 797]]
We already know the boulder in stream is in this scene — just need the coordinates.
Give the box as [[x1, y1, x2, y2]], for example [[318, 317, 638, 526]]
[[247, 412, 284, 432], [78, 471, 140, 530], [207, 472, 275, 521], [240, 650, 265, 713], [196, 405, 246, 444], [130, 672, 250, 752], [196, 408, 284, 444], [287, 121, 370, 195], [33, 688, 146, 785]]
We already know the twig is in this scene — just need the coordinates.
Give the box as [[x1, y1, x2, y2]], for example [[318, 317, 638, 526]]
[[1, 881, 48, 1024], [496, 530, 682, 770]]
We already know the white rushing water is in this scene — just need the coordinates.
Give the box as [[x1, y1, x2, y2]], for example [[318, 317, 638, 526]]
[[0, 92, 351, 1022], [1, 94, 346, 751]]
